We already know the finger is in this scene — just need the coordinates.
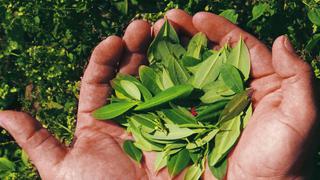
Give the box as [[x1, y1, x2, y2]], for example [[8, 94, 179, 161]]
[[119, 20, 151, 75], [272, 35, 316, 137], [77, 36, 123, 130], [0, 111, 67, 176], [193, 12, 274, 78]]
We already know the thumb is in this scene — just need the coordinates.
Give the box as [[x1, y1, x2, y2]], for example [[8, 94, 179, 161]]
[[272, 36, 317, 137], [0, 111, 67, 176], [272, 35, 311, 77]]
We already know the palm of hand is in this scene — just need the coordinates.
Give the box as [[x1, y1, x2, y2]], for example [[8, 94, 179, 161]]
[[0, 9, 316, 180]]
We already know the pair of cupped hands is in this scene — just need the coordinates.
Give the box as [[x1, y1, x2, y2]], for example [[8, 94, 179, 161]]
[[0, 9, 317, 180]]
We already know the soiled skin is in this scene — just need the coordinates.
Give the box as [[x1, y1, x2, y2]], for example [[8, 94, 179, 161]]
[[0, 9, 318, 180]]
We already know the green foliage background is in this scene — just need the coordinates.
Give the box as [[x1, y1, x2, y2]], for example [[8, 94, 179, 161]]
[[0, 0, 319, 179]]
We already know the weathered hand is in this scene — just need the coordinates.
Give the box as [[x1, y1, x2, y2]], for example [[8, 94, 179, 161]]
[[0, 9, 317, 180], [188, 11, 317, 180], [0, 20, 152, 179]]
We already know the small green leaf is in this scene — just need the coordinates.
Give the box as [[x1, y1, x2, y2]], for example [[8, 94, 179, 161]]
[[147, 19, 179, 64], [167, 56, 190, 84], [154, 152, 168, 173], [120, 80, 141, 100], [21, 151, 29, 166], [130, 114, 158, 133], [200, 80, 235, 104], [114, 0, 128, 15], [0, 157, 15, 173], [139, 66, 162, 95], [220, 64, 244, 93], [308, 8, 320, 26], [167, 149, 191, 177], [162, 104, 197, 124], [186, 32, 208, 59], [93, 101, 139, 120], [188, 149, 203, 164], [184, 163, 203, 180], [251, 3, 269, 21], [196, 100, 228, 122], [306, 33, 320, 52], [162, 68, 175, 89], [134, 85, 194, 110], [209, 157, 227, 180], [182, 56, 201, 67], [129, 120, 163, 151], [219, 90, 251, 122], [242, 103, 252, 128], [123, 140, 143, 163], [219, 9, 238, 24], [209, 115, 241, 166], [186, 129, 219, 149], [116, 74, 152, 101], [226, 38, 251, 80], [150, 124, 196, 140], [192, 50, 222, 88]]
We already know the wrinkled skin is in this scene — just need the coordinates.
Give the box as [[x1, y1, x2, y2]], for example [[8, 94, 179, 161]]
[[0, 9, 317, 180]]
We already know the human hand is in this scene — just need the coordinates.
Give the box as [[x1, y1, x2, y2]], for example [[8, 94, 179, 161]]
[[0, 9, 317, 180]]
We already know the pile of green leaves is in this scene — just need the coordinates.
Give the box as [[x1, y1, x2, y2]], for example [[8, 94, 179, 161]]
[[1, 0, 319, 179], [92, 20, 252, 179]]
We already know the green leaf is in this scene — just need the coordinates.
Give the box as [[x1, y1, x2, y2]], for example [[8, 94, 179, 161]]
[[167, 56, 190, 84], [112, 78, 136, 100], [186, 32, 208, 59], [147, 19, 179, 64], [209, 115, 241, 166], [306, 33, 320, 52], [150, 124, 196, 140], [162, 104, 197, 124], [154, 152, 168, 173], [219, 90, 251, 122], [139, 66, 162, 95], [192, 50, 222, 88], [167, 42, 186, 59], [226, 38, 250, 80], [220, 64, 244, 93], [167, 149, 191, 177], [0, 157, 15, 173], [308, 8, 320, 26], [129, 120, 163, 151], [200, 80, 235, 104], [184, 163, 203, 180], [242, 103, 252, 128], [251, 3, 269, 21], [123, 140, 143, 163], [134, 85, 194, 110], [116, 74, 152, 101], [21, 150, 29, 166], [114, 0, 128, 14], [188, 149, 203, 164], [182, 56, 201, 67], [196, 100, 228, 122], [209, 157, 227, 180], [162, 68, 175, 89], [219, 9, 238, 24], [130, 114, 158, 133], [93, 101, 139, 120], [155, 40, 175, 66], [120, 80, 141, 100], [186, 129, 219, 149]]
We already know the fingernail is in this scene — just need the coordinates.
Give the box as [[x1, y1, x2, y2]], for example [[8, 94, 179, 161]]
[[283, 36, 295, 53]]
